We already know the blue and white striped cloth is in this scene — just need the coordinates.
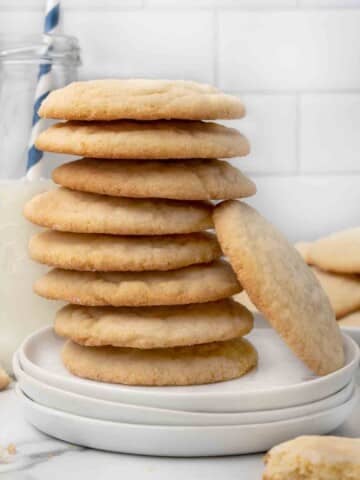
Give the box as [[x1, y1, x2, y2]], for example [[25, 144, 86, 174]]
[[26, 0, 60, 179]]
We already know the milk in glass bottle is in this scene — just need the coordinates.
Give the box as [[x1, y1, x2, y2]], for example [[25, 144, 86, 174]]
[[0, 34, 81, 371]]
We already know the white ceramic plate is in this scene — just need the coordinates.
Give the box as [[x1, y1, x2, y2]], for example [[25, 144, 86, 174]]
[[16, 385, 358, 456], [18, 326, 359, 413], [340, 325, 360, 346], [13, 353, 355, 426]]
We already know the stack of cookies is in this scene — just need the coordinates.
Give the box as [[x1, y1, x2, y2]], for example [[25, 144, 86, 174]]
[[296, 229, 360, 326], [24, 79, 259, 386]]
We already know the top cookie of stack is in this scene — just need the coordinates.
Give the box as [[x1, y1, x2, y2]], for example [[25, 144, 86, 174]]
[[24, 79, 257, 386]]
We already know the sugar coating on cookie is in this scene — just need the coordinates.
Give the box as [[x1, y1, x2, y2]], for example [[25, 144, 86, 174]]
[[309, 228, 360, 274], [52, 158, 256, 201], [29, 230, 221, 272], [213, 200, 344, 376], [263, 435, 360, 480], [24, 188, 213, 235], [34, 260, 242, 307], [35, 120, 249, 160], [61, 337, 257, 386], [39, 79, 245, 121], [0, 365, 10, 391], [312, 267, 360, 319], [55, 300, 254, 349], [338, 310, 360, 327]]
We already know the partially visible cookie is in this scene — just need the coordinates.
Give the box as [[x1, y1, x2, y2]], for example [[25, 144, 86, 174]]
[[263, 436, 360, 480], [34, 260, 242, 307], [294, 241, 312, 264], [338, 310, 360, 327], [309, 228, 360, 274], [62, 337, 257, 386], [55, 300, 253, 349], [52, 158, 256, 201], [35, 120, 250, 160], [39, 79, 245, 121], [0, 365, 10, 391], [213, 200, 344, 376], [29, 230, 221, 272], [312, 267, 360, 318], [24, 188, 213, 235]]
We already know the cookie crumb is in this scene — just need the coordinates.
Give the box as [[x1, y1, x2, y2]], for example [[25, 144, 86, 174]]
[[0, 443, 16, 463], [0, 366, 10, 391], [7, 444, 16, 455]]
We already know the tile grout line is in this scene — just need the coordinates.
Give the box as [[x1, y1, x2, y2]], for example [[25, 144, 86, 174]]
[[226, 89, 360, 95], [142, 6, 360, 12], [0, 4, 146, 12], [4, 4, 360, 12], [249, 171, 360, 178], [295, 92, 301, 174], [212, 9, 219, 87]]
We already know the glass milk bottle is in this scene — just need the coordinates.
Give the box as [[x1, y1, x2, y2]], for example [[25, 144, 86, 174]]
[[0, 34, 81, 372]]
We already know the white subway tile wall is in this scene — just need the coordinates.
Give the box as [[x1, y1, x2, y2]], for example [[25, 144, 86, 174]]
[[300, 94, 360, 173], [1, 1, 359, 239], [225, 94, 297, 174], [63, 11, 214, 81], [249, 175, 360, 242], [145, 1, 298, 7], [219, 11, 360, 90], [299, 1, 360, 7]]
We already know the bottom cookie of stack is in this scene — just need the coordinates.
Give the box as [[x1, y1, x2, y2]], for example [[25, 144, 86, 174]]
[[62, 337, 257, 387], [55, 299, 257, 386]]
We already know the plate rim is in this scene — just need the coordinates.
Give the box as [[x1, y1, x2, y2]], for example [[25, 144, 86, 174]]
[[340, 325, 360, 335], [15, 383, 358, 431], [14, 351, 356, 423], [18, 325, 360, 400]]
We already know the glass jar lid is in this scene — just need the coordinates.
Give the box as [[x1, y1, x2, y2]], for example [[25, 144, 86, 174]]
[[0, 34, 81, 66]]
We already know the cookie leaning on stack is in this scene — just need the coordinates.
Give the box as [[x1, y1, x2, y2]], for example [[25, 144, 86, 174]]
[[213, 201, 344, 376], [24, 79, 258, 386]]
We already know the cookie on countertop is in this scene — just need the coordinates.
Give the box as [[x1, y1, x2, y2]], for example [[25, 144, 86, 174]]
[[29, 230, 221, 272], [213, 200, 344, 376], [35, 120, 250, 160], [34, 260, 242, 307], [312, 267, 360, 319], [55, 300, 253, 349], [308, 228, 360, 274], [52, 158, 256, 201], [0, 365, 10, 391], [338, 310, 360, 327], [62, 336, 257, 386], [263, 435, 360, 480], [24, 188, 213, 235], [39, 79, 245, 121]]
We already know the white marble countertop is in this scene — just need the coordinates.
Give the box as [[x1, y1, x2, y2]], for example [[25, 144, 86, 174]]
[[0, 378, 360, 480]]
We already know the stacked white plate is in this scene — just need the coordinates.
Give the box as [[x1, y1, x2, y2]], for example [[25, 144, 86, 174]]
[[14, 325, 360, 457], [340, 325, 360, 346]]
